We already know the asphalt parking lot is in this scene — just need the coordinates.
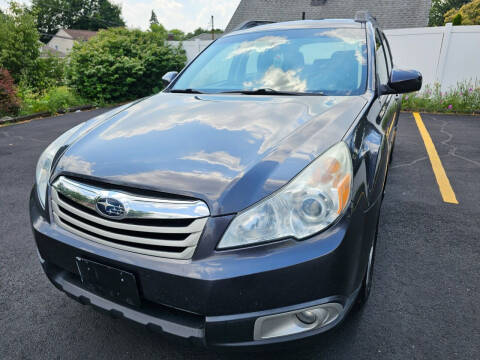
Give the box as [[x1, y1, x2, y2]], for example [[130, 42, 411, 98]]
[[0, 110, 479, 359]]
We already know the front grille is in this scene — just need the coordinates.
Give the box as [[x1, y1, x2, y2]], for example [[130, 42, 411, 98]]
[[50, 176, 209, 260]]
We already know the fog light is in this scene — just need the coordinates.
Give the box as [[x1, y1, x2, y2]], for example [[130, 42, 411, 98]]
[[296, 310, 317, 325], [254, 303, 343, 340]]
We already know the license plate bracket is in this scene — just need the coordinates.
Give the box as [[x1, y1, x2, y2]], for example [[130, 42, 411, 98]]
[[75, 257, 141, 307]]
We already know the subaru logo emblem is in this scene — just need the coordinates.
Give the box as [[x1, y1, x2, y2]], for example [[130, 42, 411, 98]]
[[95, 197, 126, 219]]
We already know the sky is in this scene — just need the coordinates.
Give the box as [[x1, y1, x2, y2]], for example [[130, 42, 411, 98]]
[[0, 0, 241, 32]]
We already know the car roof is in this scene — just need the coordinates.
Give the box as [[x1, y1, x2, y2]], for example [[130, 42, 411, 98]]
[[224, 19, 365, 38]]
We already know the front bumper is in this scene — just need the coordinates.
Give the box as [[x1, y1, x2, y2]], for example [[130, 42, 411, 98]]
[[30, 187, 379, 348]]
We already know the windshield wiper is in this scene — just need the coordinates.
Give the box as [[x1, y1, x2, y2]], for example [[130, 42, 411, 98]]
[[220, 88, 324, 96], [170, 88, 204, 94]]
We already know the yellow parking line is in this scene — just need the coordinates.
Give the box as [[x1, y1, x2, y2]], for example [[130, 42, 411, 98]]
[[413, 112, 458, 204]]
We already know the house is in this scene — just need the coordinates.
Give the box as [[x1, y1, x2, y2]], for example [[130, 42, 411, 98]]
[[40, 45, 66, 58], [46, 29, 98, 56], [225, 0, 432, 32]]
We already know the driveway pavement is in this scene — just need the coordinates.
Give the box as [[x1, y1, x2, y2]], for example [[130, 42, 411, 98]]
[[0, 110, 479, 359]]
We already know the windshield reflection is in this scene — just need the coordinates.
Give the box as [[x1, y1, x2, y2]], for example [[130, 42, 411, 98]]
[[244, 67, 307, 92], [227, 35, 289, 58], [172, 27, 367, 96]]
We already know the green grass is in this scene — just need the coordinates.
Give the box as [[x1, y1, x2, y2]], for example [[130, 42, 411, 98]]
[[402, 82, 480, 114], [18, 86, 90, 116]]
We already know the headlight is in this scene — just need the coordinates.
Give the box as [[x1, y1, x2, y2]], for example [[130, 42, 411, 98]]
[[218, 142, 353, 249], [35, 124, 83, 208]]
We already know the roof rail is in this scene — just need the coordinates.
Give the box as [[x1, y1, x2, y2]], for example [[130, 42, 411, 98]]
[[234, 20, 276, 31], [354, 11, 378, 25]]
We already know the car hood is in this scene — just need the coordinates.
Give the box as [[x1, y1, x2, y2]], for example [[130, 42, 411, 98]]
[[54, 93, 367, 215]]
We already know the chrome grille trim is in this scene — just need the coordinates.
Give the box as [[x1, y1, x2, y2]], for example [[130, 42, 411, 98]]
[[50, 176, 210, 260], [51, 192, 206, 234], [52, 176, 210, 219]]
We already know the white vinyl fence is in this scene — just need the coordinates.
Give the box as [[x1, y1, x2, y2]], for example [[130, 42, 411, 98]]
[[168, 39, 212, 63], [385, 24, 480, 91], [171, 24, 480, 91]]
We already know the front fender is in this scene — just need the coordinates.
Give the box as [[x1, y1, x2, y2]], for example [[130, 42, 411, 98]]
[[347, 118, 388, 207]]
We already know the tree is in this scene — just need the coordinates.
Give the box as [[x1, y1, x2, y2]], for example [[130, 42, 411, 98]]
[[444, 0, 480, 25], [169, 29, 185, 40], [184, 27, 223, 40], [66, 28, 187, 102], [0, 2, 40, 83], [79, 0, 124, 30], [150, 23, 168, 42], [32, 0, 125, 43], [149, 10, 159, 25], [429, 0, 471, 26]]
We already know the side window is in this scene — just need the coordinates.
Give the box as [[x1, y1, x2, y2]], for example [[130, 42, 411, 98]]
[[375, 30, 389, 86], [381, 33, 393, 73]]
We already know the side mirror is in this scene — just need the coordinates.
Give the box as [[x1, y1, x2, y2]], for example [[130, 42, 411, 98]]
[[162, 71, 178, 87], [382, 69, 422, 95]]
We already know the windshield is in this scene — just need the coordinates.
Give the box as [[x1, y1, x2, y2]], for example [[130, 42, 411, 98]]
[[171, 27, 367, 96]]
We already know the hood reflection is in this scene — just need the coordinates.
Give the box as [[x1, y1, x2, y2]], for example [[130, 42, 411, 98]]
[[182, 150, 244, 172], [98, 94, 330, 155], [57, 155, 95, 175], [109, 169, 233, 200], [57, 94, 367, 215]]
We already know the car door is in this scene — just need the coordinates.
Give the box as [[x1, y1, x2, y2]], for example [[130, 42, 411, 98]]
[[363, 29, 397, 204]]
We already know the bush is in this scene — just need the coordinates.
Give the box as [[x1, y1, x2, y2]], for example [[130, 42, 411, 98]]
[[402, 82, 480, 114], [66, 28, 187, 102], [18, 86, 87, 115], [25, 56, 66, 91], [444, 0, 480, 25], [0, 68, 20, 116], [452, 13, 463, 25]]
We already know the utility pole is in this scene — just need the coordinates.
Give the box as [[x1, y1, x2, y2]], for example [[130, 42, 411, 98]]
[[211, 15, 214, 40]]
